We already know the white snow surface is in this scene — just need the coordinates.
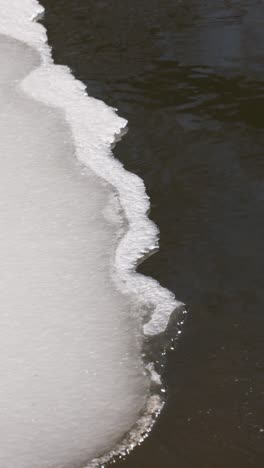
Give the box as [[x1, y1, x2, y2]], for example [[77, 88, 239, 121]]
[[0, 0, 183, 466]]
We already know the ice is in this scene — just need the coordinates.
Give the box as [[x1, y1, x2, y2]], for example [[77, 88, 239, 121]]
[[0, 0, 183, 466], [0, 34, 150, 468]]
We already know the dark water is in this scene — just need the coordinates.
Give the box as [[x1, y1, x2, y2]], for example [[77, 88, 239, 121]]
[[41, 1, 264, 467]]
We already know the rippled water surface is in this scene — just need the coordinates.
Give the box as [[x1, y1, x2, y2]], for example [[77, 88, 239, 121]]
[[41, 1, 264, 467]]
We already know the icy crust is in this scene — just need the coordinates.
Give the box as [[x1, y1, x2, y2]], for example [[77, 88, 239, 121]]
[[0, 0, 184, 464]]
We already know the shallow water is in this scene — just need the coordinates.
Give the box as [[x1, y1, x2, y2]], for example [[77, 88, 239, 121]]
[[40, 1, 264, 467]]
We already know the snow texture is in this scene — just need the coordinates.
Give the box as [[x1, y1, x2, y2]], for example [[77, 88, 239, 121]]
[[0, 1, 183, 466]]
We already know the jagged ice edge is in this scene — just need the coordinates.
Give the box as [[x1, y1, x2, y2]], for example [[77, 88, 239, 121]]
[[0, 0, 186, 463], [0, 0, 184, 336]]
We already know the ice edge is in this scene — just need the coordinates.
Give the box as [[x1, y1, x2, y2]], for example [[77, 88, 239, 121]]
[[0, 0, 185, 464]]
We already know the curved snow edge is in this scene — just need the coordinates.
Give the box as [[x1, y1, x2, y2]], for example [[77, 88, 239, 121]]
[[0, 0, 185, 463]]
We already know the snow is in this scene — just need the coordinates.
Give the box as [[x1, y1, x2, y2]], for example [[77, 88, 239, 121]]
[[0, 1, 183, 466]]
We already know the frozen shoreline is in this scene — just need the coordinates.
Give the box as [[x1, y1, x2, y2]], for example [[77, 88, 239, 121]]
[[0, 1, 184, 466]]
